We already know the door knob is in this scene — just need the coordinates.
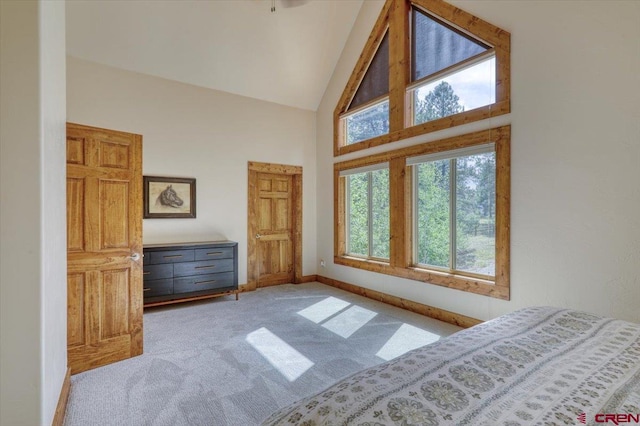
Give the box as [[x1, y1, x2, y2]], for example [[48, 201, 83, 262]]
[[255, 234, 261, 239], [129, 252, 141, 261]]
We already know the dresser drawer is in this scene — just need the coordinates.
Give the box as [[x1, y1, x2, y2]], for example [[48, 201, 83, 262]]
[[143, 264, 173, 281], [149, 249, 194, 264], [142, 241, 238, 307], [143, 278, 173, 297], [195, 247, 233, 261], [173, 272, 235, 294], [173, 258, 234, 277]]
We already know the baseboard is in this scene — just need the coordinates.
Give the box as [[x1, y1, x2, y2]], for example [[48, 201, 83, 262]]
[[242, 276, 318, 289], [316, 275, 482, 329], [52, 368, 71, 426]]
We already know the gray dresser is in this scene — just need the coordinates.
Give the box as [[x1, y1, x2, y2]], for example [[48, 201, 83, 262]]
[[143, 241, 238, 307]]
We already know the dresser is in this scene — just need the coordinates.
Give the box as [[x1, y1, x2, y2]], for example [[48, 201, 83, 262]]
[[143, 241, 238, 307]]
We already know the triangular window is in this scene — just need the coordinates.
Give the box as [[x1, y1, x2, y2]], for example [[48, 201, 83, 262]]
[[412, 8, 488, 81], [343, 32, 390, 145], [349, 32, 389, 111], [410, 7, 496, 126], [335, 0, 510, 157]]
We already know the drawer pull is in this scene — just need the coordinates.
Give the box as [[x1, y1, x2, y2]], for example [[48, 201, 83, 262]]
[[206, 251, 223, 256], [143, 271, 151, 275], [195, 265, 216, 270], [195, 279, 216, 285], [143, 288, 151, 292], [163, 255, 183, 259]]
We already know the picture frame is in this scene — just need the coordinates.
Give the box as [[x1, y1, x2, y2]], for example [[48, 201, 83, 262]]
[[143, 176, 196, 219]]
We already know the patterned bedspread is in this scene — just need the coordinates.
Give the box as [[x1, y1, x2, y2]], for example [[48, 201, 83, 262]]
[[262, 307, 640, 426]]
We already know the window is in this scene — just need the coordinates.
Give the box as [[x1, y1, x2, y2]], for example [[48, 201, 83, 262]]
[[335, 126, 510, 300], [345, 99, 389, 145], [411, 7, 489, 83], [410, 144, 496, 278], [410, 55, 495, 126], [342, 165, 390, 260], [333, 0, 510, 299], [349, 32, 389, 110], [334, 0, 510, 156], [409, 5, 499, 128], [342, 32, 390, 145]]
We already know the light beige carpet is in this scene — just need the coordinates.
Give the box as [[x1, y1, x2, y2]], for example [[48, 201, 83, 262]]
[[64, 282, 461, 426]]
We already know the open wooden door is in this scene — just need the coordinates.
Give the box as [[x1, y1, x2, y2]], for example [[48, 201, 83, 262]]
[[66, 123, 143, 374], [247, 162, 302, 289]]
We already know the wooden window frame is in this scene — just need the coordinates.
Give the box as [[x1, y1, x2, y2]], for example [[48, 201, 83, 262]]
[[342, 96, 390, 146], [342, 164, 391, 261], [334, 0, 510, 157], [334, 125, 510, 300]]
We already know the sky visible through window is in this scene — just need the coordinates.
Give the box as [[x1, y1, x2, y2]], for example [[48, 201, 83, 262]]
[[414, 56, 495, 121]]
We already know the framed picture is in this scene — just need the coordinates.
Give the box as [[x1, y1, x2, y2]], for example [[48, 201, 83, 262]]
[[143, 176, 196, 219]]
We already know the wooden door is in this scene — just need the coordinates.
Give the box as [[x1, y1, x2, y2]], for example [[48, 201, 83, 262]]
[[66, 123, 143, 374], [255, 172, 294, 286], [248, 162, 303, 289]]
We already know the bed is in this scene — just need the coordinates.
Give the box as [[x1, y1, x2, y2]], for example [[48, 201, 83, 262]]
[[262, 306, 640, 425]]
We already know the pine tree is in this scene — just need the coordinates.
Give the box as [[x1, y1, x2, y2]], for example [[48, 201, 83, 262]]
[[346, 102, 389, 144], [415, 81, 464, 124]]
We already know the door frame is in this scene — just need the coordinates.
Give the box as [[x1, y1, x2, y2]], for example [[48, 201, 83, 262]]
[[247, 161, 302, 290]]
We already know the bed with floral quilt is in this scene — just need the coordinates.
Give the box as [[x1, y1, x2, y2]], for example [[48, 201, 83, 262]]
[[262, 306, 640, 426]]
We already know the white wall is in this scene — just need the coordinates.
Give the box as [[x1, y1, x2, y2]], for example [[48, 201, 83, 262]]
[[40, 1, 68, 423], [67, 57, 318, 284], [0, 1, 67, 425], [316, 1, 640, 323]]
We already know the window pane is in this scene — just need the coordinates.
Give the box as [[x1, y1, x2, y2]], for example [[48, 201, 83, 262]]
[[346, 100, 389, 145], [416, 160, 450, 268], [414, 56, 495, 125], [371, 168, 389, 259], [455, 152, 496, 275], [349, 32, 389, 111], [347, 172, 369, 256], [412, 7, 488, 82]]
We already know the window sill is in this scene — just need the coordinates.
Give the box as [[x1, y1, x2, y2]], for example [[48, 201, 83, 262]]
[[334, 255, 509, 300], [340, 255, 390, 266], [335, 101, 510, 157]]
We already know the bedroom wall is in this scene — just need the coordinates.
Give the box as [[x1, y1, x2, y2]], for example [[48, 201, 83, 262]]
[[0, 1, 67, 424], [67, 57, 317, 285], [316, 1, 640, 323], [40, 1, 68, 423]]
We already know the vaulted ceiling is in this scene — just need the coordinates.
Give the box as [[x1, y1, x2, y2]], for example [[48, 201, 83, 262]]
[[66, 0, 365, 111]]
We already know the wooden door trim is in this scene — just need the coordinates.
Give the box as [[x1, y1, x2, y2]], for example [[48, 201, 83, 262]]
[[247, 161, 302, 290], [248, 161, 302, 175], [52, 368, 71, 426]]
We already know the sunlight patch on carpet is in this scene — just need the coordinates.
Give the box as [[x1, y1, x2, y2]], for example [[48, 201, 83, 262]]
[[321, 305, 377, 338], [376, 323, 441, 361], [297, 296, 350, 323], [246, 327, 314, 381]]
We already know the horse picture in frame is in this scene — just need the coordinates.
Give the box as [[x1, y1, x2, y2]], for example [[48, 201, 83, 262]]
[[143, 176, 196, 218]]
